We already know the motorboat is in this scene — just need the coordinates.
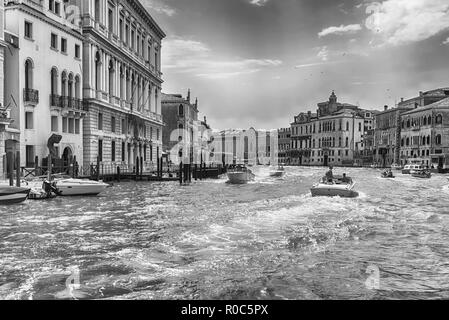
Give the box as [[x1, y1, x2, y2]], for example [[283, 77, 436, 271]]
[[391, 163, 403, 170], [0, 186, 31, 205], [310, 176, 359, 198], [402, 164, 425, 174], [227, 165, 255, 184], [27, 180, 59, 200], [381, 170, 395, 179], [269, 165, 285, 177], [411, 170, 431, 179], [54, 178, 109, 196]]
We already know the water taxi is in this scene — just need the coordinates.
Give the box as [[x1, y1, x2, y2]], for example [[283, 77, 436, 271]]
[[411, 170, 432, 179], [54, 178, 109, 196], [269, 164, 285, 177], [391, 163, 403, 170], [310, 176, 359, 198], [227, 165, 255, 184], [402, 164, 425, 174]]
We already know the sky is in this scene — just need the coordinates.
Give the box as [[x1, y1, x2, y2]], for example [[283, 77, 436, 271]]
[[142, 0, 449, 130]]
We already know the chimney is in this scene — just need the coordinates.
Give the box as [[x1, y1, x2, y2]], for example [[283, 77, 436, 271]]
[[195, 98, 198, 107], [419, 91, 423, 97], [384, 105, 388, 111], [204, 116, 207, 123], [401, 98, 404, 103], [187, 89, 191, 103]]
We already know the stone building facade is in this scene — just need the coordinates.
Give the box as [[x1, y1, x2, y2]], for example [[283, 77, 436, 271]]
[[80, 0, 165, 170], [161, 91, 199, 163], [0, 0, 6, 178], [400, 97, 449, 170], [398, 88, 449, 109], [290, 92, 366, 167], [277, 128, 291, 164], [3, 0, 85, 169]]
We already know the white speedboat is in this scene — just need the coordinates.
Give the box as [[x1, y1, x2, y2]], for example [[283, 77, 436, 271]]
[[269, 165, 285, 177], [310, 177, 359, 198], [227, 165, 255, 184], [55, 178, 109, 196], [391, 163, 403, 170], [0, 186, 31, 205]]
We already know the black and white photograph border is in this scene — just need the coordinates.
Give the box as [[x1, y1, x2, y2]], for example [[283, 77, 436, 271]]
[[0, 0, 449, 308]]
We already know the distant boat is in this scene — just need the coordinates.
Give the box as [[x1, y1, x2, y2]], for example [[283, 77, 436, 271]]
[[381, 171, 395, 179], [391, 163, 403, 170], [54, 178, 109, 196], [227, 165, 255, 184], [269, 165, 285, 177], [0, 186, 31, 205], [311, 176, 359, 198], [411, 170, 431, 179]]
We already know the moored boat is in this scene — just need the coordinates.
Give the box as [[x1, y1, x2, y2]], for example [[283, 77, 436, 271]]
[[310, 176, 359, 198], [54, 178, 109, 196], [227, 165, 255, 184], [0, 186, 31, 205]]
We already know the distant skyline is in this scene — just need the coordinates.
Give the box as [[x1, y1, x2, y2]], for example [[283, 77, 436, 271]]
[[143, 0, 449, 130]]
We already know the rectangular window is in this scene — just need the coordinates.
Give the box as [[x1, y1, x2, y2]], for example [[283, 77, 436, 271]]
[[54, 1, 60, 15], [108, 8, 114, 33], [155, 52, 158, 71], [119, 19, 123, 40], [131, 29, 135, 50], [61, 38, 67, 53], [24, 21, 33, 39], [75, 44, 80, 58], [121, 119, 126, 134], [125, 24, 129, 45], [137, 34, 140, 54], [75, 119, 80, 134], [98, 113, 103, 130], [111, 116, 116, 133], [98, 139, 103, 162], [51, 33, 58, 50], [94, 0, 100, 22], [26, 145, 35, 167], [51, 116, 58, 132], [157, 129, 160, 140], [68, 118, 74, 133], [49, 0, 54, 11], [62, 117, 68, 133], [25, 112, 34, 129], [111, 141, 116, 162], [122, 142, 125, 161]]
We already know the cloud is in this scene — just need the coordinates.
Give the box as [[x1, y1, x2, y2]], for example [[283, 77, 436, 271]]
[[162, 36, 282, 80], [143, 0, 176, 17], [318, 24, 362, 37], [248, 0, 270, 6], [365, 0, 449, 45], [317, 46, 329, 61], [443, 37, 449, 45]]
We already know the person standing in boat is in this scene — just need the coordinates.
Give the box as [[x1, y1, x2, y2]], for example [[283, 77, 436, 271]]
[[325, 166, 334, 183]]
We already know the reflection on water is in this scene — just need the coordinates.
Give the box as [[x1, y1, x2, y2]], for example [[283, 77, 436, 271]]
[[1, 167, 449, 300]]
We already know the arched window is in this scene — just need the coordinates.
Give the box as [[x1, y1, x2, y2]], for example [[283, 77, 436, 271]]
[[427, 136, 430, 145], [436, 114, 443, 125], [25, 59, 34, 90], [401, 138, 404, 147], [50, 67, 58, 96], [422, 136, 426, 145], [119, 66, 124, 100], [406, 138, 410, 146], [61, 71, 67, 97], [428, 116, 432, 125], [68, 73, 74, 98], [178, 104, 184, 116], [332, 137, 335, 147], [178, 123, 184, 130], [346, 122, 349, 131], [318, 138, 321, 148], [339, 137, 342, 147], [312, 139, 315, 148], [401, 121, 404, 129], [407, 119, 410, 128], [345, 137, 349, 147], [436, 134, 442, 145], [358, 123, 362, 132], [108, 59, 115, 97], [75, 75, 81, 99], [423, 117, 427, 126], [95, 51, 101, 91], [332, 122, 336, 131]]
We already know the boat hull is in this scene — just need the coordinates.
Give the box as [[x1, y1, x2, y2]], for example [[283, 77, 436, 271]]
[[0, 187, 31, 205], [55, 179, 109, 196], [269, 171, 284, 177], [310, 184, 359, 198], [227, 172, 255, 184], [402, 170, 411, 174]]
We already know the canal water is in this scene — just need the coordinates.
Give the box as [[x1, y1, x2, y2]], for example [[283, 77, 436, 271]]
[[1, 167, 449, 300]]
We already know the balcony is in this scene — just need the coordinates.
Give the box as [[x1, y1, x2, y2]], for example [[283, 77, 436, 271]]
[[24, 88, 39, 104], [50, 94, 85, 111]]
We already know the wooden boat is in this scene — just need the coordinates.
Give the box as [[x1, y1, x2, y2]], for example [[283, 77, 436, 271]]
[[27, 180, 59, 200], [311, 176, 359, 198], [381, 171, 395, 179], [0, 186, 31, 205], [227, 165, 255, 184]]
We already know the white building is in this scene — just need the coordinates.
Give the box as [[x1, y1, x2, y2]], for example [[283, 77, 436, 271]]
[[0, 0, 8, 178], [211, 128, 277, 166], [79, 0, 165, 170], [4, 0, 85, 170]]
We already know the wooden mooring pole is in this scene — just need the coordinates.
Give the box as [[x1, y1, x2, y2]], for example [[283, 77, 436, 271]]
[[7, 152, 13, 186], [179, 161, 183, 185], [15, 151, 20, 187]]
